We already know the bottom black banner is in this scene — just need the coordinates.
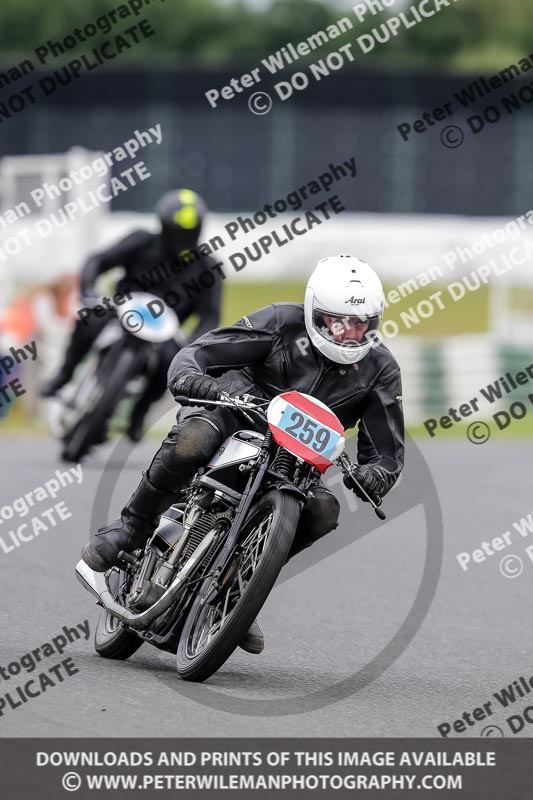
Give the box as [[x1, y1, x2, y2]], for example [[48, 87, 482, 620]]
[[0, 738, 531, 799]]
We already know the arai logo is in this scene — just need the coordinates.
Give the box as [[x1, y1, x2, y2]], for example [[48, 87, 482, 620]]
[[345, 296, 366, 304]]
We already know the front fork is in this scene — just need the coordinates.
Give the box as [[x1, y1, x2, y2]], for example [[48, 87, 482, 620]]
[[200, 433, 275, 606]]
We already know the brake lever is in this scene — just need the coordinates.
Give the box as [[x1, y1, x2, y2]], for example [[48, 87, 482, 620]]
[[226, 393, 267, 427], [337, 453, 386, 520]]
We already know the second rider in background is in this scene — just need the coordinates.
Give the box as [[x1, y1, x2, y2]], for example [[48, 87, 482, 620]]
[[41, 189, 223, 442]]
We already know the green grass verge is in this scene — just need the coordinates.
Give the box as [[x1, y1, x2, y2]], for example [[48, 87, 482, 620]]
[[118, 279, 533, 338], [408, 414, 533, 440], [220, 280, 492, 336], [221, 280, 307, 326]]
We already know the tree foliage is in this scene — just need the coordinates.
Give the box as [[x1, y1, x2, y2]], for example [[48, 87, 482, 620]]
[[0, 0, 531, 73]]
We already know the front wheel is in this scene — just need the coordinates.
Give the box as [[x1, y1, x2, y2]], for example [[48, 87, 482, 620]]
[[176, 490, 300, 682], [61, 346, 137, 462]]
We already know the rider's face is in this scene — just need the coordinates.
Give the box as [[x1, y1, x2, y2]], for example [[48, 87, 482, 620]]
[[323, 315, 369, 343]]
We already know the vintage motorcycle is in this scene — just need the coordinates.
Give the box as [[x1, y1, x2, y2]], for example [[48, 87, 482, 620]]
[[75, 389, 385, 682], [49, 292, 183, 463]]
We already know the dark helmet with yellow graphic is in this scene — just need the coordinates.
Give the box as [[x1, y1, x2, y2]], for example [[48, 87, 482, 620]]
[[156, 189, 207, 252]]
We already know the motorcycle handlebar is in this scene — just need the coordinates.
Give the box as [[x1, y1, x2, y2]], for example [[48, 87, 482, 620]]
[[173, 393, 267, 410], [174, 393, 267, 430], [175, 395, 386, 520]]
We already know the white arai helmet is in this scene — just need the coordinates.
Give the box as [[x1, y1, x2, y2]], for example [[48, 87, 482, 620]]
[[304, 254, 385, 364]]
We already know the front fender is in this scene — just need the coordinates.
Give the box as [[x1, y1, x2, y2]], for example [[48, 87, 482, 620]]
[[270, 482, 307, 503]]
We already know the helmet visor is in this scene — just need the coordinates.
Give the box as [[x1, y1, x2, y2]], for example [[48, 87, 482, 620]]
[[313, 309, 380, 348], [161, 223, 200, 253]]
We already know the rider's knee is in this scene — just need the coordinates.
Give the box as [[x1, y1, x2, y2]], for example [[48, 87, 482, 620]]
[[161, 416, 222, 474]]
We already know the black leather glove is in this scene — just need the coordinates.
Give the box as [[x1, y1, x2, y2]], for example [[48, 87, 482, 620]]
[[343, 464, 386, 503], [171, 373, 219, 402]]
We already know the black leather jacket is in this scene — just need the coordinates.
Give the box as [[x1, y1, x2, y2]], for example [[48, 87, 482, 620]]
[[168, 302, 404, 495]]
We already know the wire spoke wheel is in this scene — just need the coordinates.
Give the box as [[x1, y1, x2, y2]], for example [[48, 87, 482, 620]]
[[176, 490, 300, 682], [186, 510, 274, 658], [61, 346, 137, 462]]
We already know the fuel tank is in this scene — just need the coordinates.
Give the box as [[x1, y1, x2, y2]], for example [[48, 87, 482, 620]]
[[205, 430, 264, 493]]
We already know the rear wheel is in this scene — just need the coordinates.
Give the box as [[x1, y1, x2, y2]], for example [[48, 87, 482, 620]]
[[61, 347, 137, 462], [94, 568, 144, 660], [176, 490, 300, 682]]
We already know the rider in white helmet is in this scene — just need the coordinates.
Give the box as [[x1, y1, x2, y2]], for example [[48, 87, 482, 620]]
[[305, 254, 385, 365], [81, 254, 404, 654]]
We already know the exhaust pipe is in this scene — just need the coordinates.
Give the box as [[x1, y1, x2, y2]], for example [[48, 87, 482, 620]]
[[75, 560, 186, 628], [74, 528, 217, 630]]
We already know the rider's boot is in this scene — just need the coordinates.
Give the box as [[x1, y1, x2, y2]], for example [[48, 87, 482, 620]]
[[81, 472, 176, 572], [239, 619, 264, 654]]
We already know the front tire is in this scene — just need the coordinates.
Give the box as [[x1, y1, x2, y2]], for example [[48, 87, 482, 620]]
[[94, 569, 144, 660], [61, 347, 137, 462], [176, 490, 300, 682]]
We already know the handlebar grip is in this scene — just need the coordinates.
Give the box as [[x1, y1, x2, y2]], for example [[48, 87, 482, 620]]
[[173, 395, 191, 406]]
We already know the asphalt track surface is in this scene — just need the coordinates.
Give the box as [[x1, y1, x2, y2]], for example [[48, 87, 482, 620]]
[[0, 430, 531, 738]]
